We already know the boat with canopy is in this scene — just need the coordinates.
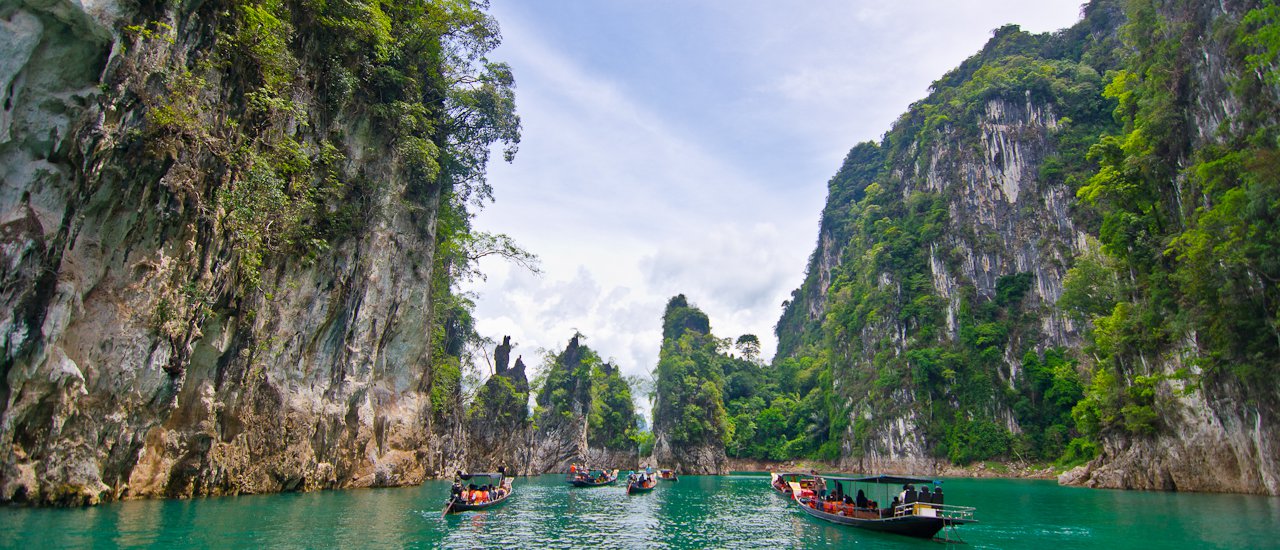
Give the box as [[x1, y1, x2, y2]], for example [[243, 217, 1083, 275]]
[[657, 469, 678, 481], [443, 472, 513, 515], [788, 474, 976, 540]]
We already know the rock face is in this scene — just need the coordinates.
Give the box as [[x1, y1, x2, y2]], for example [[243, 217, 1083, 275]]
[[1060, 375, 1280, 494], [651, 437, 725, 476], [0, 0, 512, 504], [466, 337, 532, 474]]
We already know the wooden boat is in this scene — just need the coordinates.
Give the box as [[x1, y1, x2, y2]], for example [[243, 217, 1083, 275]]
[[443, 472, 513, 514], [657, 469, 678, 481], [769, 471, 815, 496], [566, 468, 618, 487], [627, 473, 658, 494], [789, 474, 976, 540]]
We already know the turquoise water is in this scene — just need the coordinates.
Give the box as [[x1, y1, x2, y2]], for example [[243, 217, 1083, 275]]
[[2, 474, 1278, 548]]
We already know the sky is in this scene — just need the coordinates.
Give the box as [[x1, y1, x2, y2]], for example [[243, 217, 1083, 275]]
[[460, 1, 1088, 415]]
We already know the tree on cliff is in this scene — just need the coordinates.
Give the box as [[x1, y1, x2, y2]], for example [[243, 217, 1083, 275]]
[[589, 362, 639, 451]]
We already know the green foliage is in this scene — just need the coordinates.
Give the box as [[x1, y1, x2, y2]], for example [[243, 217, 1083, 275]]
[[1240, 1, 1280, 86], [1056, 437, 1099, 470], [634, 429, 656, 457], [535, 337, 595, 424], [1060, 0, 1280, 452], [653, 297, 728, 449], [945, 416, 1010, 465], [468, 373, 528, 427], [1059, 239, 1120, 324], [589, 364, 638, 450], [662, 294, 711, 341]]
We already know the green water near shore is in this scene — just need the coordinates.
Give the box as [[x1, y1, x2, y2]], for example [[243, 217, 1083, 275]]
[[2, 474, 1278, 548]]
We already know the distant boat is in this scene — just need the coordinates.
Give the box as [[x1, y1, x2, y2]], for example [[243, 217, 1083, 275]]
[[657, 469, 678, 482], [769, 471, 815, 497], [567, 468, 618, 487], [789, 474, 976, 540], [443, 472, 512, 515], [627, 471, 658, 494]]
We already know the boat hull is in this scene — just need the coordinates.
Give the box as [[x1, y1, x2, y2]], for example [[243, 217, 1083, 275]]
[[794, 499, 970, 539], [445, 493, 510, 513], [569, 479, 616, 487], [627, 482, 657, 494]]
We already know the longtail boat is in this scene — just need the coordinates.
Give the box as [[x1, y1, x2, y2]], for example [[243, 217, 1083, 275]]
[[566, 468, 618, 487], [443, 472, 513, 515], [769, 471, 815, 497], [657, 469, 678, 482], [790, 474, 976, 540], [627, 471, 658, 494]]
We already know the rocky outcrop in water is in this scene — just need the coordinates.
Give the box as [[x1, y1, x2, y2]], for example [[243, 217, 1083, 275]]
[[652, 295, 728, 475], [466, 336, 532, 474], [527, 336, 591, 474], [526, 335, 639, 473], [0, 0, 516, 505]]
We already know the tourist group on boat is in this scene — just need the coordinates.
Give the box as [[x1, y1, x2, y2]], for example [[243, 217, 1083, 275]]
[[772, 471, 976, 539], [443, 469, 515, 514]]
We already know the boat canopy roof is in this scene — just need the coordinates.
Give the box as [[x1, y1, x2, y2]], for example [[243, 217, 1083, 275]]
[[819, 474, 936, 485], [459, 472, 504, 482], [772, 472, 812, 477]]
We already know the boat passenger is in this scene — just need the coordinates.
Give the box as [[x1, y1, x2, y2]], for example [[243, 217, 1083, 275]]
[[890, 496, 901, 515], [904, 484, 918, 505], [855, 489, 868, 508], [450, 481, 463, 502]]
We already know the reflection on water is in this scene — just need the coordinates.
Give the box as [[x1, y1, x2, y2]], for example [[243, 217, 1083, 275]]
[[2, 474, 1278, 549]]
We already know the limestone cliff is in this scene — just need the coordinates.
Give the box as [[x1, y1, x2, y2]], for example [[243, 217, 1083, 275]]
[[775, 9, 1120, 473], [0, 0, 518, 505], [1057, 0, 1280, 495], [774, 0, 1280, 494]]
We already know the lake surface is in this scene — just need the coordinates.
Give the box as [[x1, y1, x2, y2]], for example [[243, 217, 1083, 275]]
[[3, 473, 1278, 548]]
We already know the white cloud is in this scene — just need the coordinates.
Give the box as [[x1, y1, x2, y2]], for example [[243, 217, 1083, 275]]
[[465, 0, 1087, 422]]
